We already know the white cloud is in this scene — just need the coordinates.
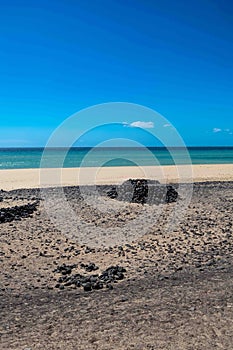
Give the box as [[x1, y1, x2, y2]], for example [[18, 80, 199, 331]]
[[163, 123, 172, 128], [213, 128, 222, 133], [127, 121, 154, 129], [212, 128, 232, 135]]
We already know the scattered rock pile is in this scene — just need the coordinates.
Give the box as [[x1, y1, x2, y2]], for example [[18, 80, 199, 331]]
[[106, 179, 178, 205], [54, 264, 126, 291], [0, 201, 39, 223]]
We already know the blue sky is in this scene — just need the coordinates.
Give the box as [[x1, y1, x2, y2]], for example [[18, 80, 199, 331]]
[[0, 0, 233, 147]]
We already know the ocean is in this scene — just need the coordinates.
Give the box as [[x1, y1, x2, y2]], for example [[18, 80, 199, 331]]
[[0, 147, 233, 169]]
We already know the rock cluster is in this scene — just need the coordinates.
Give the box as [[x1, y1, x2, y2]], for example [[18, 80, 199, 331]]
[[0, 201, 39, 223], [80, 262, 99, 272], [106, 179, 178, 205], [166, 185, 179, 203], [54, 264, 126, 291]]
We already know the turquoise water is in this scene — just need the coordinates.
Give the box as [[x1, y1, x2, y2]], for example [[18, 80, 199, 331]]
[[0, 147, 233, 169]]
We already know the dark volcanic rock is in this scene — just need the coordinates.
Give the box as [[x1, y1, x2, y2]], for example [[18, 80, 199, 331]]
[[106, 188, 118, 199], [0, 201, 39, 224], [106, 179, 178, 205], [53, 263, 77, 275], [166, 185, 178, 203], [83, 282, 92, 291], [80, 262, 99, 272], [54, 265, 126, 292], [130, 179, 148, 204], [99, 266, 126, 283]]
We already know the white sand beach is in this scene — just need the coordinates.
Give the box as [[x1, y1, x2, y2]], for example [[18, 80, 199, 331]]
[[0, 164, 233, 190]]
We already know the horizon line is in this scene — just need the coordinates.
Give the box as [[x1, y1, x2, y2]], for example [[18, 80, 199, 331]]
[[0, 146, 233, 149]]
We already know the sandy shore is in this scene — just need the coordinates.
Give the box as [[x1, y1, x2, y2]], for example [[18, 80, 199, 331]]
[[1, 163, 233, 349], [0, 164, 233, 190], [0, 180, 233, 349]]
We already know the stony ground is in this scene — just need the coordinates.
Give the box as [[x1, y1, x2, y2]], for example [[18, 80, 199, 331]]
[[0, 181, 233, 349]]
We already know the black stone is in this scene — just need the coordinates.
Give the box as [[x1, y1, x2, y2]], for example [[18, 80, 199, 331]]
[[83, 282, 92, 291], [54, 264, 126, 291], [0, 201, 39, 224], [80, 262, 99, 272], [105, 179, 178, 205]]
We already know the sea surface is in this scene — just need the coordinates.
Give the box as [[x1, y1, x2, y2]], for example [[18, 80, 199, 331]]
[[0, 147, 233, 169]]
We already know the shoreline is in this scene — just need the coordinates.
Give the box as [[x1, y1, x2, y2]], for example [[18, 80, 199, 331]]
[[0, 164, 233, 190]]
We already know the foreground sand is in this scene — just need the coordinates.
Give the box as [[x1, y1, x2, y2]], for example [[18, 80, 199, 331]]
[[0, 180, 233, 349], [0, 163, 233, 190]]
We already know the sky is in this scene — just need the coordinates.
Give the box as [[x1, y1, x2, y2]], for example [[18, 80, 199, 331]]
[[0, 0, 233, 147]]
